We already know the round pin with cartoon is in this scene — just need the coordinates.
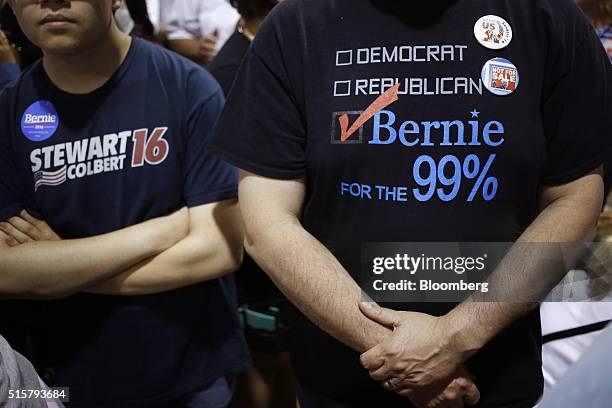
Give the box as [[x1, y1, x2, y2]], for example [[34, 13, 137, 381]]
[[474, 15, 513, 50], [481, 57, 519, 96]]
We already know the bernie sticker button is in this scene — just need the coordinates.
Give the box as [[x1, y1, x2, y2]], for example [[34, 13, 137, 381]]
[[474, 15, 513, 50], [21, 100, 59, 142], [481, 57, 519, 96]]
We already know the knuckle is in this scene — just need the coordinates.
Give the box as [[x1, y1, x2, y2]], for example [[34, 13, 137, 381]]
[[444, 388, 459, 400], [385, 344, 403, 358], [391, 366, 405, 377]]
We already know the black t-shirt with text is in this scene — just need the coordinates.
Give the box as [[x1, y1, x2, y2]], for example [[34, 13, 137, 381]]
[[207, 0, 612, 406]]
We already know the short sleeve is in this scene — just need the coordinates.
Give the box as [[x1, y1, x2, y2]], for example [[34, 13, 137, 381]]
[[205, 2, 307, 180], [540, 12, 612, 186], [0, 90, 25, 220], [164, 0, 199, 41], [183, 70, 237, 207]]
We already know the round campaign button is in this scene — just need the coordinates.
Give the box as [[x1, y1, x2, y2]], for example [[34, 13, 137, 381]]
[[481, 57, 519, 96], [474, 15, 513, 50], [21, 100, 59, 142]]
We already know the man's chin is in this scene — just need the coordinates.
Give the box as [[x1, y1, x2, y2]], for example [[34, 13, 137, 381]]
[[38, 36, 84, 56]]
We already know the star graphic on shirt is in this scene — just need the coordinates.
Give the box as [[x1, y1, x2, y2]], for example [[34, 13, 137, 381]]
[[470, 109, 480, 118]]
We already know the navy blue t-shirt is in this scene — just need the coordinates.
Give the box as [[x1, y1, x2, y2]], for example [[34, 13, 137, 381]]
[[0, 38, 249, 407]]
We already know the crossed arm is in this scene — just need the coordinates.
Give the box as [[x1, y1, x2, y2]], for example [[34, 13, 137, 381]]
[[0, 199, 243, 299]]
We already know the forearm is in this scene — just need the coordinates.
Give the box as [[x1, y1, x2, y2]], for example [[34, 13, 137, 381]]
[[447, 181, 603, 352], [85, 200, 243, 295], [247, 217, 390, 352], [0, 221, 171, 299], [85, 234, 240, 295]]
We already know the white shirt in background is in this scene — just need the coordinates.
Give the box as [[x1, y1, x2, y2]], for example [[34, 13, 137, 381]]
[[541, 269, 612, 393], [146, 0, 162, 34], [164, 0, 240, 52]]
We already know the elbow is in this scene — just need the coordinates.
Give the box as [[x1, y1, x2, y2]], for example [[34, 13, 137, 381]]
[[225, 249, 243, 274], [199, 238, 244, 279], [243, 220, 285, 263], [218, 240, 244, 275], [207, 249, 242, 280]]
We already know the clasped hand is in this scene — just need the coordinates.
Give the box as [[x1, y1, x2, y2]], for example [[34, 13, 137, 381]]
[[359, 303, 480, 408]]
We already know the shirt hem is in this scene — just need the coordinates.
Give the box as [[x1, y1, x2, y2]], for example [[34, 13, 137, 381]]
[[185, 187, 237, 207]]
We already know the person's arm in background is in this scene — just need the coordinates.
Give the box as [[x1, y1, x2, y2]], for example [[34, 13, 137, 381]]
[[0, 208, 188, 299], [0, 28, 19, 89], [164, 0, 217, 64], [167, 32, 218, 66]]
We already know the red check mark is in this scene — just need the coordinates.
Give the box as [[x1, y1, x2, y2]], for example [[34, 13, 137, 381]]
[[338, 83, 400, 142]]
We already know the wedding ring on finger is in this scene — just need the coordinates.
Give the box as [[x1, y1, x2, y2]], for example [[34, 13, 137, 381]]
[[384, 377, 402, 390]]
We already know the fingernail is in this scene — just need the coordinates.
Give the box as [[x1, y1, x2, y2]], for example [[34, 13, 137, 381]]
[[361, 302, 373, 309], [0, 222, 7, 230]]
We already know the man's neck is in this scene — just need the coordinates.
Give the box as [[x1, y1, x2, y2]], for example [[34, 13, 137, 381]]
[[244, 17, 265, 40], [42, 28, 132, 95]]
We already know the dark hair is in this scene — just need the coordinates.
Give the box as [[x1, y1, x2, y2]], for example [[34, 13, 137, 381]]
[[230, 0, 275, 21], [124, 0, 157, 41]]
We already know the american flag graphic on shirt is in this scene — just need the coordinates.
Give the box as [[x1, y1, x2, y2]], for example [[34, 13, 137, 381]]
[[34, 166, 67, 191]]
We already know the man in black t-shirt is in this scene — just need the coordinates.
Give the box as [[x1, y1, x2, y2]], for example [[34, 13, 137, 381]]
[[207, 0, 611, 407]]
